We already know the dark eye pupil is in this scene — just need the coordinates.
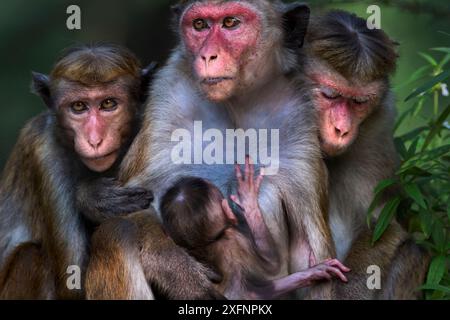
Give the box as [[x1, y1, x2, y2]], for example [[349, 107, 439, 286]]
[[224, 17, 238, 28], [194, 19, 206, 30]]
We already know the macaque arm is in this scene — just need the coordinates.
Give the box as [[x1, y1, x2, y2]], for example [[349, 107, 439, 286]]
[[251, 259, 350, 300], [86, 212, 224, 300], [134, 212, 225, 300], [229, 157, 279, 266], [76, 177, 154, 224]]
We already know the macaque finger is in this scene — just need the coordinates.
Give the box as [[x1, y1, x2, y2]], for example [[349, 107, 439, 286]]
[[244, 156, 250, 182], [235, 164, 243, 183], [248, 156, 255, 183], [255, 174, 264, 192], [325, 266, 348, 283], [326, 259, 351, 272], [317, 271, 332, 281]]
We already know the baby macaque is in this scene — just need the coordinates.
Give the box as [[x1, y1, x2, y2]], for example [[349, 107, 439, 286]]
[[161, 157, 350, 300]]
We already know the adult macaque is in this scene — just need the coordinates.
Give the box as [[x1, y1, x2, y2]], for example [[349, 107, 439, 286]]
[[303, 11, 429, 299], [0, 44, 218, 300], [161, 157, 350, 299], [88, 0, 337, 299]]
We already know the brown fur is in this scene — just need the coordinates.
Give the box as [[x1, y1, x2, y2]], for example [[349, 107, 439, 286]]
[[0, 243, 55, 299], [304, 11, 430, 299], [305, 10, 398, 82], [113, 0, 335, 299], [85, 211, 223, 300], [0, 44, 152, 299]]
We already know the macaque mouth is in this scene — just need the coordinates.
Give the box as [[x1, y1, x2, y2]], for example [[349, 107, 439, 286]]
[[83, 150, 118, 161], [202, 77, 234, 85]]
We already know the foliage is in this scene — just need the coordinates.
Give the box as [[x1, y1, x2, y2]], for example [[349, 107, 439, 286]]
[[368, 46, 450, 299]]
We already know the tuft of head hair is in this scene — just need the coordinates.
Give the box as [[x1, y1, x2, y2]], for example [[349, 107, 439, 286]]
[[50, 43, 142, 87], [306, 10, 399, 81], [160, 177, 224, 250]]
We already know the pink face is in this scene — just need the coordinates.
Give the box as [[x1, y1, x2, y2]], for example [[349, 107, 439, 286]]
[[56, 83, 133, 172], [181, 1, 261, 102], [311, 74, 383, 156]]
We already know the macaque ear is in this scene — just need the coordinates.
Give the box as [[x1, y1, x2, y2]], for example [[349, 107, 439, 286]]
[[140, 62, 158, 103], [282, 3, 311, 49], [221, 199, 239, 226], [31, 71, 52, 108]]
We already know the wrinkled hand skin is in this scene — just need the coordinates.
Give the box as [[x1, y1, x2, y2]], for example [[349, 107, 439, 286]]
[[76, 177, 154, 224], [300, 259, 350, 286]]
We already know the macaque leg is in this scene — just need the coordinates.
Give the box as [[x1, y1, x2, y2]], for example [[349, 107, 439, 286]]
[[332, 222, 429, 299], [381, 239, 430, 299], [0, 242, 55, 299], [85, 216, 154, 300], [85, 212, 223, 300]]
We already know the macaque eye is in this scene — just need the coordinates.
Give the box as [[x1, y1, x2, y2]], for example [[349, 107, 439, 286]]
[[321, 87, 340, 100], [100, 98, 118, 111], [223, 17, 240, 29], [193, 19, 209, 31], [70, 101, 88, 114], [353, 97, 369, 105]]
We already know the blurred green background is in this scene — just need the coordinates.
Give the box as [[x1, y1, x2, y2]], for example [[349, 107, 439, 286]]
[[0, 0, 449, 168]]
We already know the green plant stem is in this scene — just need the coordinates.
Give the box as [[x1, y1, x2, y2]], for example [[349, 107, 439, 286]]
[[434, 90, 439, 117]]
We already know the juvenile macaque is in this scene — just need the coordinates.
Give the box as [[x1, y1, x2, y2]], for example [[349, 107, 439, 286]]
[[161, 157, 350, 299], [0, 44, 218, 300]]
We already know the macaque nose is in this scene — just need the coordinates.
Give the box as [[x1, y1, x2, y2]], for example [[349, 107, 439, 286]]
[[202, 54, 218, 63], [88, 137, 103, 149], [334, 126, 349, 138]]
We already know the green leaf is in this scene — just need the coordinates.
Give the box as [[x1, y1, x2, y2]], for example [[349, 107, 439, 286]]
[[438, 53, 450, 69], [432, 220, 446, 253], [405, 70, 450, 102], [413, 98, 425, 117], [447, 205, 450, 222], [395, 66, 431, 90], [422, 104, 450, 150], [406, 137, 421, 158], [419, 52, 438, 67], [367, 179, 397, 226], [394, 137, 408, 159], [400, 166, 433, 178], [404, 183, 427, 209], [371, 197, 401, 244], [394, 106, 415, 132], [419, 209, 432, 237], [431, 47, 450, 54], [374, 178, 397, 196], [420, 284, 450, 294], [398, 126, 428, 142], [426, 255, 447, 285]]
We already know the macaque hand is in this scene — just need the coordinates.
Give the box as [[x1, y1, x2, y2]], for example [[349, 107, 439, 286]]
[[299, 259, 351, 287], [231, 156, 264, 216], [94, 178, 154, 215], [77, 177, 154, 223]]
